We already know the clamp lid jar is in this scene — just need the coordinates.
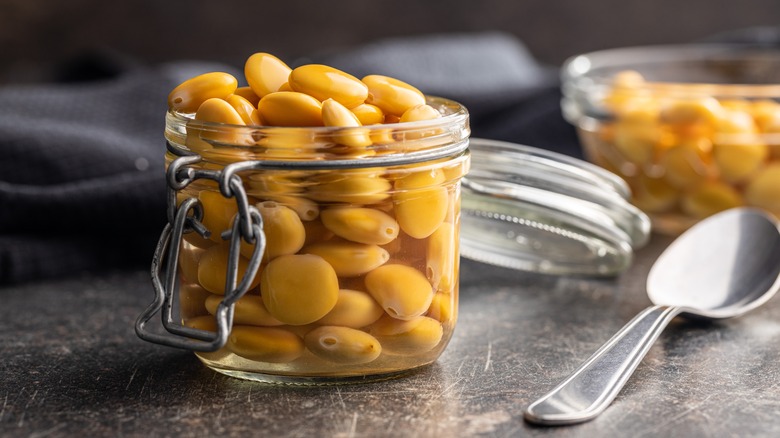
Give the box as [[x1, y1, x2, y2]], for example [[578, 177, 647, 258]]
[[136, 96, 470, 384]]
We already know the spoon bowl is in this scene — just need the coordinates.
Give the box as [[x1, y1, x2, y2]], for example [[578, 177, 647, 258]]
[[525, 208, 780, 426], [648, 209, 780, 319]]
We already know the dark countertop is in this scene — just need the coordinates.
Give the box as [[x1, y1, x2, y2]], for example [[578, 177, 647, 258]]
[[2, 234, 780, 437]]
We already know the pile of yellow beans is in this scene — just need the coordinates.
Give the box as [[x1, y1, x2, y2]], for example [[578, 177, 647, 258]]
[[168, 53, 468, 378], [166, 52, 451, 163], [578, 70, 780, 234]]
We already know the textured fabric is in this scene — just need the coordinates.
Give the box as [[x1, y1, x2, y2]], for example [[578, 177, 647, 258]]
[[0, 32, 578, 284]]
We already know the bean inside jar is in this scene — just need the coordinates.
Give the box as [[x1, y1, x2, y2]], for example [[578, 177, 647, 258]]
[[166, 52, 470, 382]]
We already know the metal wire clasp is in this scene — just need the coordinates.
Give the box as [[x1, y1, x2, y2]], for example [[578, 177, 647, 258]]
[[135, 152, 266, 352]]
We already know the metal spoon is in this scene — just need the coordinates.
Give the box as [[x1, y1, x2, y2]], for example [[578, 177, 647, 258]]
[[524, 207, 780, 426]]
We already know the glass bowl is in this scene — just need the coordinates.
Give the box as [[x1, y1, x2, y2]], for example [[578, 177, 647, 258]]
[[562, 44, 780, 234]]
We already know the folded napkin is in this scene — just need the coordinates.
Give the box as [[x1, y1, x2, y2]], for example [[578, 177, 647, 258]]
[[0, 32, 576, 284]]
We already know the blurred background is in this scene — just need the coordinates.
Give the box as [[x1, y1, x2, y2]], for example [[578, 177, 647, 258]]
[[2, 0, 780, 83], [2, 0, 780, 284]]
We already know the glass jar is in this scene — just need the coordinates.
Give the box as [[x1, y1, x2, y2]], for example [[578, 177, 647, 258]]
[[562, 44, 780, 235], [136, 96, 469, 384]]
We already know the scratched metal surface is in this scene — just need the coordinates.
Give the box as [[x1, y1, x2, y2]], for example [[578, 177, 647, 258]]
[[2, 234, 780, 437]]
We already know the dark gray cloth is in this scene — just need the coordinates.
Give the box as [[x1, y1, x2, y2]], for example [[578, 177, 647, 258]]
[[0, 32, 576, 284]]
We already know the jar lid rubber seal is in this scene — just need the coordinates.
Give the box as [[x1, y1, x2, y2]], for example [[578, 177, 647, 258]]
[[461, 138, 651, 276]]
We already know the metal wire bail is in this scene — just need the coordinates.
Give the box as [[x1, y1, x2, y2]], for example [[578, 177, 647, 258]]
[[135, 150, 266, 352]]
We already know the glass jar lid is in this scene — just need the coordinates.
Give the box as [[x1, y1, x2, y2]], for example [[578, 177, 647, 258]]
[[461, 138, 651, 276]]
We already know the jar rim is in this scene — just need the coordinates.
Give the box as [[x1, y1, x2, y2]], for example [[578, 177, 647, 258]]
[[562, 43, 780, 99], [165, 96, 470, 169], [166, 95, 468, 135]]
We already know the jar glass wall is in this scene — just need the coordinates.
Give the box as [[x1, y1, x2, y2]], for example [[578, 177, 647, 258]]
[[165, 97, 469, 383]]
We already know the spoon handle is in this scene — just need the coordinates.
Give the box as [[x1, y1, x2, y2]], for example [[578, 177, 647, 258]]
[[524, 305, 681, 425]]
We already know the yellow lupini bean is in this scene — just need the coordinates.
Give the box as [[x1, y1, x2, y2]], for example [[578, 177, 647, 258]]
[[168, 72, 237, 113], [180, 283, 211, 318], [365, 264, 433, 320], [246, 173, 301, 196], [198, 190, 238, 243], [681, 181, 742, 219], [400, 104, 441, 123], [320, 97, 361, 126], [328, 144, 376, 159], [754, 107, 780, 160], [659, 138, 712, 189], [399, 104, 443, 141], [362, 75, 426, 117], [307, 172, 391, 205], [239, 201, 305, 261], [351, 103, 384, 125], [613, 70, 645, 88], [303, 241, 390, 277], [603, 70, 652, 113], [660, 97, 723, 126], [194, 98, 253, 146], [244, 52, 292, 98], [426, 222, 457, 292], [370, 128, 395, 145], [204, 294, 283, 327], [263, 195, 320, 222], [393, 168, 448, 238], [257, 92, 324, 127], [260, 254, 339, 325], [631, 173, 679, 214], [184, 314, 217, 331], [304, 326, 382, 364], [369, 315, 443, 355], [320, 207, 399, 245], [179, 236, 212, 284], [321, 98, 372, 148], [713, 110, 768, 183], [233, 86, 260, 106], [255, 128, 325, 152], [720, 99, 751, 112], [318, 289, 384, 328], [289, 64, 369, 109], [426, 292, 455, 324], [751, 100, 780, 131], [745, 163, 780, 212], [228, 325, 304, 363], [197, 243, 262, 295], [612, 106, 660, 166], [225, 94, 262, 126]]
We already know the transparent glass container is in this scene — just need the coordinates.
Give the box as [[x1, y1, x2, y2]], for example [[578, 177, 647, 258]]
[[138, 96, 469, 384], [562, 44, 780, 235]]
